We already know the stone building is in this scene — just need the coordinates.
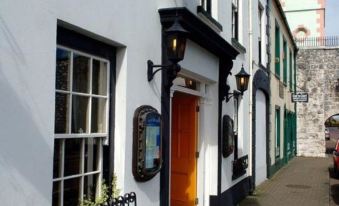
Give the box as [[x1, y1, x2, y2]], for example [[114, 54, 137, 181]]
[[280, 0, 326, 38], [297, 47, 339, 157]]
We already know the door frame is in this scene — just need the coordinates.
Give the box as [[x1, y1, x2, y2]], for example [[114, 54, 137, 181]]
[[169, 84, 204, 205]]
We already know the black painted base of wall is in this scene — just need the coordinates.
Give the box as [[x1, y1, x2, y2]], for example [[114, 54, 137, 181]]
[[210, 177, 251, 206]]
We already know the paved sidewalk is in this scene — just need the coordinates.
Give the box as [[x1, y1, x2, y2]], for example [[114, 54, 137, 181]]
[[240, 157, 330, 206]]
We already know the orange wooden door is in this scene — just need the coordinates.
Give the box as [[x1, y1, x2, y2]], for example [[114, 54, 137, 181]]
[[171, 93, 198, 206]]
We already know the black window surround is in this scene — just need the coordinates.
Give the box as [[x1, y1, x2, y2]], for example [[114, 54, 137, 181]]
[[57, 26, 116, 183], [197, 6, 223, 31], [200, 0, 212, 14], [232, 0, 239, 40], [232, 38, 246, 54]]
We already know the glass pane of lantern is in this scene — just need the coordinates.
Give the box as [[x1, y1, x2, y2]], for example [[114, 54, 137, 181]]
[[167, 34, 186, 63]]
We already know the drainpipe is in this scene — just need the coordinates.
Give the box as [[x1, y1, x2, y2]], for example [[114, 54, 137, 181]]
[[248, 0, 254, 181]]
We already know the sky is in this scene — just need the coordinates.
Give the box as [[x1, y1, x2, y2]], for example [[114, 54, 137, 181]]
[[326, 0, 339, 36]]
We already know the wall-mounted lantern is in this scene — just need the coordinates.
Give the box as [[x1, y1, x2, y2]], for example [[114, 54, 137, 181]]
[[226, 65, 250, 102], [147, 19, 189, 82]]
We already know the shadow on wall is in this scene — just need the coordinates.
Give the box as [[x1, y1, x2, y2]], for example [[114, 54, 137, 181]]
[[0, 16, 53, 204]]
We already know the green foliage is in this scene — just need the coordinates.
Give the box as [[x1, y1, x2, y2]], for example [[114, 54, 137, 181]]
[[80, 174, 120, 206]]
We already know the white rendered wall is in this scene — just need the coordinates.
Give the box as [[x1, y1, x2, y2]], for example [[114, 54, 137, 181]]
[[0, 0, 166, 205], [220, 0, 253, 192], [180, 40, 219, 205], [255, 90, 267, 185], [0, 0, 57, 205]]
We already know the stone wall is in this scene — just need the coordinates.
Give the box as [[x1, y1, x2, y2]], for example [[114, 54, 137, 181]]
[[297, 48, 339, 157]]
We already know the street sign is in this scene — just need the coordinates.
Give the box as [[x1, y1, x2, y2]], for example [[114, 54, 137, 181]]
[[292, 92, 308, 102]]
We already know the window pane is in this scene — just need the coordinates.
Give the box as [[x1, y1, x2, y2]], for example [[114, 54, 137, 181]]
[[84, 174, 99, 201], [73, 54, 90, 93], [91, 98, 107, 133], [55, 93, 69, 133], [53, 139, 62, 178], [56, 48, 70, 91], [64, 177, 81, 206], [85, 138, 100, 172], [64, 139, 82, 176], [92, 59, 108, 95], [72, 95, 89, 133], [52, 181, 61, 206]]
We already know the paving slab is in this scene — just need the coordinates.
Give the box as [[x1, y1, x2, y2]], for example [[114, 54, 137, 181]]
[[240, 157, 330, 206]]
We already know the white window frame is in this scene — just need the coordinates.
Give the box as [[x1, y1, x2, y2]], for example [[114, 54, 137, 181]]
[[53, 45, 110, 206]]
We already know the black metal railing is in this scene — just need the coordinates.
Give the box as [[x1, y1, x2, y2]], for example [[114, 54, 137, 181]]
[[295, 36, 339, 48], [107, 192, 137, 206]]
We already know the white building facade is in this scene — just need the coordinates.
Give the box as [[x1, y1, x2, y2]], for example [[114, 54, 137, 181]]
[[0, 0, 269, 205]]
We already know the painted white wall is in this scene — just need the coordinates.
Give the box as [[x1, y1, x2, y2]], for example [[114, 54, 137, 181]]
[[178, 40, 220, 205], [0, 0, 259, 205], [181, 40, 219, 82], [255, 90, 267, 185], [0, 0, 56, 205]]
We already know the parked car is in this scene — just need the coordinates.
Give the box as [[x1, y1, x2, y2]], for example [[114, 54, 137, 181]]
[[325, 128, 330, 140], [333, 139, 339, 175]]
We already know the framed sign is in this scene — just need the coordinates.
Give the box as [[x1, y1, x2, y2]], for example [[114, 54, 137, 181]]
[[132, 105, 162, 181], [222, 115, 234, 158], [292, 92, 308, 102]]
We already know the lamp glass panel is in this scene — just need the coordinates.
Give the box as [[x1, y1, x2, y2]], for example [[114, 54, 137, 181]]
[[167, 34, 186, 63]]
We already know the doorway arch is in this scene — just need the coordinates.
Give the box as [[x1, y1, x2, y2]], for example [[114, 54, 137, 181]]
[[251, 69, 270, 190]]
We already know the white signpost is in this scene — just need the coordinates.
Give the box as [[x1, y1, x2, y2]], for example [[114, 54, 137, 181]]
[[292, 92, 308, 103]]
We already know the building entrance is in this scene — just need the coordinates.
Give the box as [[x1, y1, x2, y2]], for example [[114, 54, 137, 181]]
[[170, 92, 198, 206]]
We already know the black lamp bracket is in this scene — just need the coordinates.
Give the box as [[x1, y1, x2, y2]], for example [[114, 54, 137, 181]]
[[226, 86, 241, 102], [148, 60, 176, 82]]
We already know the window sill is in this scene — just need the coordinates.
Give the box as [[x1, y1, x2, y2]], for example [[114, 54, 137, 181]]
[[197, 6, 223, 32], [231, 38, 246, 54]]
